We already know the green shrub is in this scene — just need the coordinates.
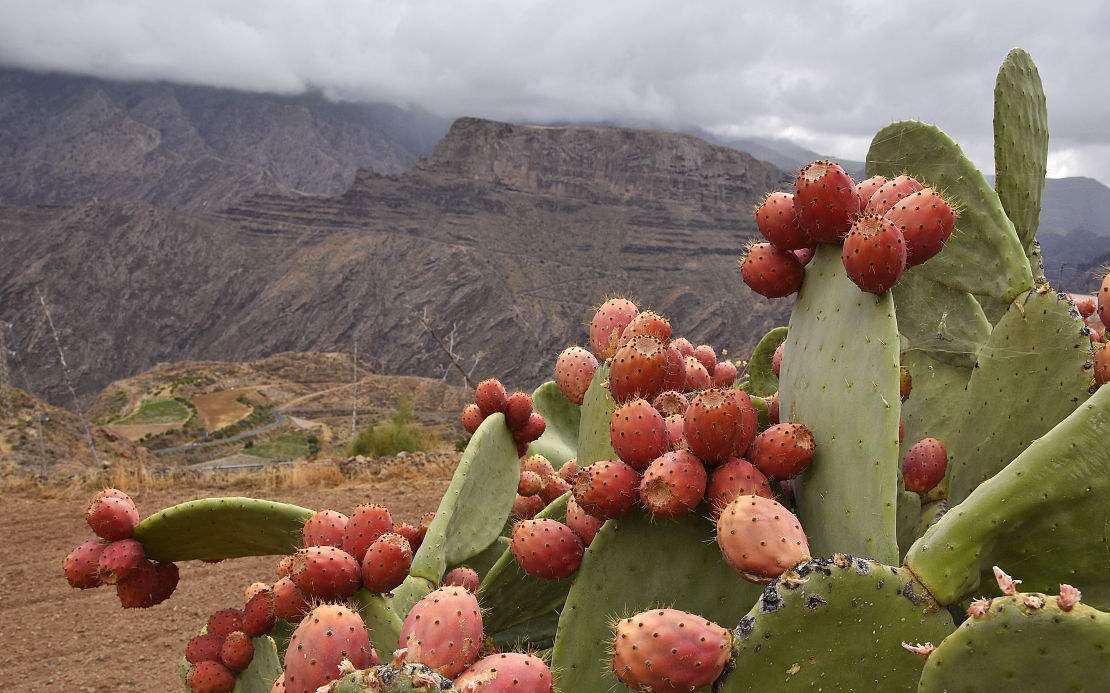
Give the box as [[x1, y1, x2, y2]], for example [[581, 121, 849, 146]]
[[347, 397, 425, 457]]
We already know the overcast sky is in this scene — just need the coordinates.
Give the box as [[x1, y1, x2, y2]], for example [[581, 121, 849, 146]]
[[1, 1, 1108, 184]]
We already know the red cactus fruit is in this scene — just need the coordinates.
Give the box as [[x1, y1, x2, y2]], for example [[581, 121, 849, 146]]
[[341, 504, 394, 562], [755, 191, 808, 250], [417, 512, 435, 546], [885, 187, 956, 267], [207, 608, 245, 638], [772, 342, 784, 376], [245, 582, 269, 601], [284, 604, 377, 693], [539, 475, 571, 504], [276, 556, 294, 579], [664, 414, 687, 451], [902, 437, 948, 494], [522, 454, 557, 481], [114, 559, 159, 608], [712, 360, 737, 387], [554, 346, 599, 406], [842, 214, 907, 294], [220, 630, 254, 673], [693, 344, 716, 372], [707, 457, 774, 518], [443, 566, 480, 593], [1095, 344, 1110, 387], [572, 460, 641, 519], [475, 378, 509, 417], [732, 390, 759, 454], [766, 392, 780, 425], [716, 495, 811, 583], [302, 509, 349, 549], [186, 632, 225, 664], [740, 241, 805, 298], [511, 519, 584, 580], [187, 661, 236, 693], [460, 404, 484, 434], [399, 586, 484, 677], [511, 493, 545, 520], [97, 538, 145, 584], [661, 344, 687, 392], [621, 310, 672, 346], [512, 412, 546, 444], [865, 174, 925, 216], [794, 160, 861, 243], [64, 538, 108, 589], [393, 522, 421, 549], [609, 334, 669, 403], [670, 337, 695, 358], [242, 588, 277, 637], [1099, 275, 1110, 328], [86, 488, 139, 541], [611, 608, 732, 693], [610, 398, 669, 471], [360, 532, 412, 593], [748, 423, 816, 480], [682, 356, 712, 391], [152, 561, 179, 604], [504, 391, 533, 430], [856, 175, 888, 209], [899, 367, 913, 401], [455, 652, 554, 693], [590, 297, 640, 359], [1071, 294, 1096, 318], [518, 469, 544, 496], [565, 496, 604, 546], [795, 246, 816, 265], [272, 576, 309, 622], [289, 546, 362, 601], [684, 389, 744, 464], [899, 417, 905, 444], [652, 390, 689, 417], [558, 458, 579, 483], [639, 451, 708, 518]]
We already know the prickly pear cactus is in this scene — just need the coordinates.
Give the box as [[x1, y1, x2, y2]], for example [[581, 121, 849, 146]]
[[746, 326, 787, 396], [137, 498, 313, 561], [526, 381, 580, 467]]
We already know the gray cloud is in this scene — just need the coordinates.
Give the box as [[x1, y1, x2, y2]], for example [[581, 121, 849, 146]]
[[1, 0, 1108, 183]]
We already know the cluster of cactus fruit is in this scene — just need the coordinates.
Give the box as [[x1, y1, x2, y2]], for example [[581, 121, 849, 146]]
[[59, 48, 1110, 692]]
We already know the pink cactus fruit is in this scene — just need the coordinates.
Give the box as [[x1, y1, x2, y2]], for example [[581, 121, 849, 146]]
[[766, 392, 780, 425], [716, 495, 811, 583], [245, 581, 270, 601], [554, 346, 600, 405], [609, 334, 669, 403], [342, 504, 394, 562], [284, 603, 378, 693], [1094, 344, 1110, 387], [611, 608, 732, 693], [443, 566, 480, 594], [207, 608, 245, 638], [670, 337, 696, 358], [661, 344, 687, 392], [511, 518, 584, 580], [1071, 293, 1096, 318], [454, 652, 554, 693], [741, 241, 805, 298], [590, 297, 640, 359], [663, 414, 687, 451], [220, 630, 255, 673], [865, 174, 924, 216], [885, 187, 957, 268], [1058, 584, 1082, 611], [1099, 274, 1110, 328], [360, 532, 413, 593], [511, 494, 546, 521], [755, 191, 808, 251], [116, 559, 173, 608], [901, 437, 948, 494], [539, 474, 571, 504], [392, 521, 421, 550], [186, 661, 236, 693], [399, 586, 484, 677], [572, 460, 641, 519], [639, 451, 708, 518], [684, 388, 752, 464], [242, 588, 277, 637], [475, 378, 509, 417], [748, 423, 816, 481], [621, 310, 672, 347], [521, 454, 558, 482], [557, 458, 578, 483], [272, 576, 309, 622], [86, 488, 140, 541], [841, 213, 908, 294], [289, 546, 362, 601], [682, 356, 713, 391], [512, 412, 546, 445], [706, 457, 773, 518], [856, 175, 888, 209], [900, 367, 912, 401], [504, 391, 534, 431], [794, 160, 861, 243], [97, 538, 146, 584], [303, 509, 349, 549], [461, 403, 484, 434], [652, 390, 689, 417], [518, 469, 544, 497], [712, 360, 737, 387], [186, 633, 225, 664], [692, 345, 716, 373], [64, 538, 109, 589], [610, 398, 669, 471], [772, 342, 784, 377], [565, 496, 604, 547]]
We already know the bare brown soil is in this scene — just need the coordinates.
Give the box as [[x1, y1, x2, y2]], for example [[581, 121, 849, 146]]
[[191, 388, 254, 432], [2, 474, 451, 692]]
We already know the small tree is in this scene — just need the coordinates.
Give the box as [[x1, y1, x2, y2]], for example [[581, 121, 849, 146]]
[[347, 397, 425, 457]]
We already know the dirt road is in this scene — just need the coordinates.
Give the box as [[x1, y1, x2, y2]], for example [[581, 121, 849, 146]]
[[2, 478, 449, 692]]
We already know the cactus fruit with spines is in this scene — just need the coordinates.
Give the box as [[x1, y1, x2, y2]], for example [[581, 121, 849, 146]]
[[61, 47, 1110, 693]]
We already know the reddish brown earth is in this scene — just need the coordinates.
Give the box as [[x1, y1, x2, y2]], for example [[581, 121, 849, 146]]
[[2, 476, 450, 692]]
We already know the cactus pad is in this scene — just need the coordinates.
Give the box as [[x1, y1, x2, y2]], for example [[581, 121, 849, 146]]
[[719, 556, 954, 692], [898, 351, 970, 462], [893, 270, 991, 369], [352, 589, 403, 657], [576, 365, 618, 465], [779, 245, 900, 564], [526, 381, 580, 467], [746, 326, 787, 396], [994, 47, 1049, 253]]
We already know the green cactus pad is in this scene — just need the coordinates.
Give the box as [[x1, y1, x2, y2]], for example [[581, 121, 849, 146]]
[[906, 386, 1110, 607], [408, 412, 519, 584], [947, 288, 1091, 503], [479, 493, 571, 649], [866, 121, 1032, 301], [576, 365, 617, 465], [719, 556, 954, 693], [994, 48, 1049, 253], [551, 508, 762, 693], [918, 594, 1110, 692], [526, 381, 580, 468], [389, 575, 436, 621], [352, 590, 403, 657], [898, 351, 971, 462], [181, 635, 282, 693], [135, 498, 313, 562], [779, 246, 901, 564], [897, 489, 923, 558], [894, 270, 991, 369], [746, 326, 788, 396], [452, 536, 509, 578]]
